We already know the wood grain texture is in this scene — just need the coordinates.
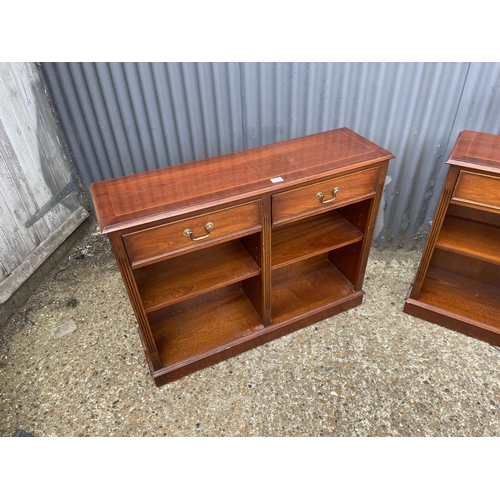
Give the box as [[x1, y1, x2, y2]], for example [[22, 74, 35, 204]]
[[436, 216, 500, 266], [271, 257, 356, 323], [0, 63, 86, 300], [429, 247, 500, 288], [134, 239, 261, 312], [409, 165, 460, 298], [152, 287, 264, 368], [338, 161, 387, 291], [403, 298, 500, 346], [329, 240, 363, 287], [418, 267, 500, 332], [447, 130, 500, 173], [108, 232, 161, 372], [271, 210, 363, 269], [446, 203, 500, 226], [271, 166, 378, 226], [90, 128, 393, 233]]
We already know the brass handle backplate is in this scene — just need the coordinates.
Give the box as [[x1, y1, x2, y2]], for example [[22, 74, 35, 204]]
[[316, 186, 340, 204], [183, 222, 214, 241]]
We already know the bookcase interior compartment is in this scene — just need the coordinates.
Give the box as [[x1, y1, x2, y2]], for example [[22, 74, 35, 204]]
[[271, 208, 364, 270], [436, 206, 500, 266], [134, 234, 262, 313], [149, 283, 266, 369], [271, 254, 358, 324]]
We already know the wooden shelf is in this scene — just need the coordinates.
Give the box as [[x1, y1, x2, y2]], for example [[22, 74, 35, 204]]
[[271, 256, 356, 323], [436, 216, 500, 266], [135, 240, 261, 312], [150, 287, 264, 369], [419, 267, 500, 330], [271, 210, 363, 269]]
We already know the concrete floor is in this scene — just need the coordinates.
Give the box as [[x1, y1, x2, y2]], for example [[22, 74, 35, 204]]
[[1, 219, 500, 437]]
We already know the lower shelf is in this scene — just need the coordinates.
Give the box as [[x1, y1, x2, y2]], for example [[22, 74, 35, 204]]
[[150, 290, 364, 386], [404, 266, 500, 344], [271, 257, 356, 323], [147, 258, 364, 385], [420, 267, 500, 328], [150, 286, 264, 369]]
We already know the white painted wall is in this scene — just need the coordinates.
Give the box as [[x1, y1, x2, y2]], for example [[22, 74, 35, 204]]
[[0, 62, 88, 304]]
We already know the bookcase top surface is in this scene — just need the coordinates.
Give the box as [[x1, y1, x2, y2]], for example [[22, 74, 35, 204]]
[[90, 127, 393, 234], [448, 130, 500, 172]]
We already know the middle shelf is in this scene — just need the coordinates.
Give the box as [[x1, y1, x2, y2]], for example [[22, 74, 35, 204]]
[[134, 238, 261, 313], [436, 215, 500, 266], [271, 209, 363, 269]]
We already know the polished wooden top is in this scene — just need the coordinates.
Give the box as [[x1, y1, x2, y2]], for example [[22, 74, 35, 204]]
[[447, 130, 500, 172], [90, 127, 394, 233]]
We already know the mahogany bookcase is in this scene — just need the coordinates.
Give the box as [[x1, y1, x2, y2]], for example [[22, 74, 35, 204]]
[[91, 128, 393, 386]]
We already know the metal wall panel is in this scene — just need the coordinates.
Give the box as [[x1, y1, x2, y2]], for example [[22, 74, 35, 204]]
[[41, 62, 500, 249], [41, 62, 244, 187]]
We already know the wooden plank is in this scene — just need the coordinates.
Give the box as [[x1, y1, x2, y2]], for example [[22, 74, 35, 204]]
[[0, 258, 7, 281], [430, 247, 500, 289], [0, 166, 39, 278], [135, 240, 261, 312], [0, 63, 86, 300], [11, 63, 78, 218], [404, 298, 500, 344], [152, 288, 264, 368], [419, 267, 500, 330], [0, 206, 88, 304], [0, 223, 22, 275], [436, 216, 500, 266], [0, 63, 60, 231], [271, 210, 363, 269], [271, 258, 356, 323], [0, 114, 49, 245]]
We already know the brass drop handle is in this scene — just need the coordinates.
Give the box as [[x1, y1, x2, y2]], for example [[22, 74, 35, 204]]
[[183, 222, 214, 241], [316, 186, 340, 204]]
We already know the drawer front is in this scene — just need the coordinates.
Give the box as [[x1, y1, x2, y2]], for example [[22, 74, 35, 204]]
[[123, 201, 261, 268], [452, 171, 500, 212], [272, 166, 379, 225]]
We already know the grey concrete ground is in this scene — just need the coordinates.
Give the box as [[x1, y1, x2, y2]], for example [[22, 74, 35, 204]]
[[1, 219, 500, 437]]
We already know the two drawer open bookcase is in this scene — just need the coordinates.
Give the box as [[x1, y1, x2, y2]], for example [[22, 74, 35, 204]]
[[404, 130, 500, 346], [91, 128, 394, 386]]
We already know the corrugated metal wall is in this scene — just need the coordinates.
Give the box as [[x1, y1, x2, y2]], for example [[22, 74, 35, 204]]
[[41, 62, 500, 249]]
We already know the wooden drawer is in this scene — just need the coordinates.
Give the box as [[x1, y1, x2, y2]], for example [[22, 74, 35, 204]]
[[123, 201, 261, 268], [452, 171, 500, 212], [272, 166, 379, 225]]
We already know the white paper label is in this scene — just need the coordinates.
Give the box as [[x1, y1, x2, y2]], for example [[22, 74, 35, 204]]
[[270, 177, 284, 183]]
